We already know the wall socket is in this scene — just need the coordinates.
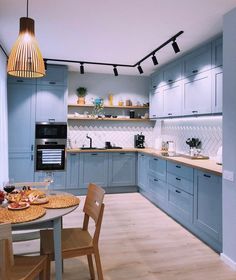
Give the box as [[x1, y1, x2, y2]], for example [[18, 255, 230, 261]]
[[223, 170, 234, 182]]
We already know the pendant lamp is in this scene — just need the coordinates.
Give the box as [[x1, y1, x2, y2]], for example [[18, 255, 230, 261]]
[[7, 0, 45, 78]]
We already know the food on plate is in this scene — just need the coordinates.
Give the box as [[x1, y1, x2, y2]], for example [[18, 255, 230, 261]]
[[6, 192, 21, 203], [8, 201, 29, 210], [28, 190, 48, 204]]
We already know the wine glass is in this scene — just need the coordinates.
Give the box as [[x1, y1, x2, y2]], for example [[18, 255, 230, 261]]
[[3, 179, 15, 193]]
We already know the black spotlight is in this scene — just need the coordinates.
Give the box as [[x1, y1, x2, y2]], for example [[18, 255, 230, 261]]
[[137, 65, 143, 74], [172, 40, 180, 54], [152, 54, 158, 66], [80, 63, 85, 74], [113, 66, 118, 76]]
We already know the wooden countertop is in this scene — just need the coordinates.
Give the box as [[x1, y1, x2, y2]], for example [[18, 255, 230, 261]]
[[67, 147, 222, 176]]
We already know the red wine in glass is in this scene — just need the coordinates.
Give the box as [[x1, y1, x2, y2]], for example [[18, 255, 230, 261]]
[[3, 185, 15, 193]]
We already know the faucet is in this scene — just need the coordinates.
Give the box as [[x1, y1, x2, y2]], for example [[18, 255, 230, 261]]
[[86, 134, 92, 148]]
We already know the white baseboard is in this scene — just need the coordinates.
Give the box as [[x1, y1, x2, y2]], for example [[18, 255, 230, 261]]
[[221, 253, 236, 270]]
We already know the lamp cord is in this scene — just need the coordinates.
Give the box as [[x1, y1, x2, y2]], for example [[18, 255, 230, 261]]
[[26, 0, 29, 17]]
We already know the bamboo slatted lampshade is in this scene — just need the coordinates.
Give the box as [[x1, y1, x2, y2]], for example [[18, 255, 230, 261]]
[[7, 17, 45, 78]]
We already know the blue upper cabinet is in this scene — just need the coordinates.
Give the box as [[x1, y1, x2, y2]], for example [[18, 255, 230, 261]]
[[37, 65, 68, 86], [212, 37, 223, 68], [36, 84, 67, 122], [7, 76, 36, 85], [36, 65, 68, 122], [183, 43, 212, 77], [163, 60, 182, 84], [138, 153, 149, 190], [162, 81, 182, 117], [151, 70, 164, 89], [149, 87, 164, 118], [108, 152, 136, 187], [212, 67, 223, 114], [182, 70, 212, 116]]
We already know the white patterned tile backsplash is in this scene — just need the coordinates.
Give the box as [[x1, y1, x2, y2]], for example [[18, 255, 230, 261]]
[[68, 116, 222, 157]]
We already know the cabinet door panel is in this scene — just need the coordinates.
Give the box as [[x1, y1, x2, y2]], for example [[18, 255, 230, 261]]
[[212, 67, 223, 113], [108, 152, 136, 187], [151, 71, 164, 89], [37, 65, 67, 86], [149, 88, 164, 118], [8, 83, 35, 153], [163, 60, 182, 84], [9, 153, 34, 182], [212, 37, 223, 68], [148, 174, 167, 209], [36, 85, 67, 122], [79, 153, 108, 189], [163, 81, 182, 117], [194, 171, 222, 241], [138, 154, 148, 190], [167, 161, 193, 181], [66, 153, 80, 189], [183, 71, 212, 115]]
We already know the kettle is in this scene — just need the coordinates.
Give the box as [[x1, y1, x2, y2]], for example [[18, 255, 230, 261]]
[[216, 146, 222, 165]]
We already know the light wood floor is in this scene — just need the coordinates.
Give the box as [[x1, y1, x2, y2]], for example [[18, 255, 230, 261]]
[[14, 193, 236, 280]]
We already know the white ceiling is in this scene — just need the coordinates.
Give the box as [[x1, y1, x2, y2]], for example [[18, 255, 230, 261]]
[[1, 0, 236, 76]]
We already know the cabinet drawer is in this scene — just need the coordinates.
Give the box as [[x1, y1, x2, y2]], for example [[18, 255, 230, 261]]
[[148, 156, 166, 181], [183, 43, 212, 77], [148, 174, 168, 208], [168, 185, 193, 223], [167, 172, 193, 194], [167, 161, 193, 180]]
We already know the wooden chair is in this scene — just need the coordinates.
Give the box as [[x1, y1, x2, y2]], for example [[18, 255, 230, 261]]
[[0, 223, 49, 280], [40, 183, 105, 280]]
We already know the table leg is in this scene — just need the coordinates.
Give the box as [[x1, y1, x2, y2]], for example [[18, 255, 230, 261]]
[[53, 217, 62, 280]]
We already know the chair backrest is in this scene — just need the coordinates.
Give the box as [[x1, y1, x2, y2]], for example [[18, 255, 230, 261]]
[[0, 223, 14, 279], [83, 183, 105, 244]]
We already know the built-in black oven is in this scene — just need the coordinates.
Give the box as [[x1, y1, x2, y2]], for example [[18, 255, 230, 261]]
[[35, 122, 67, 171]]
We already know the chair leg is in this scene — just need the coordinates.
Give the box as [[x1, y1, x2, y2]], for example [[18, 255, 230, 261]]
[[45, 258, 51, 280], [39, 260, 47, 280], [87, 254, 95, 280], [94, 248, 104, 280]]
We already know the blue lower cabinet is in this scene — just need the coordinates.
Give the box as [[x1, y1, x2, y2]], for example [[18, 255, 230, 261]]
[[167, 184, 193, 224], [66, 153, 80, 189], [138, 153, 148, 190], [147, 174, 168, 210], [108, 152, 136, 187], [79, 153, 108, 189], [148, 156, 166, 181], [193, 170, 222, 251], [34, 171, 66, 190], [9, 152, 34, 182]]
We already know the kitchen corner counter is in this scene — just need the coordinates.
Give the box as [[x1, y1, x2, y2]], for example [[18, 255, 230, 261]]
[[66, 147, 222, 176]]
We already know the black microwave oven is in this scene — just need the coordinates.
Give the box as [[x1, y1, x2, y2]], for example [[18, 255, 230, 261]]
[[35, 122, 67, 139]]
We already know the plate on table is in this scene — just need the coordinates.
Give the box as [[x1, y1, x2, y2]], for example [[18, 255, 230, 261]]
[[8, 202, 30, 210], [30, 197, 49, 205]]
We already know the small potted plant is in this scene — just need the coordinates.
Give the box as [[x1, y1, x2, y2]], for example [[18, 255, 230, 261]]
[[76, 87, 87, 105]]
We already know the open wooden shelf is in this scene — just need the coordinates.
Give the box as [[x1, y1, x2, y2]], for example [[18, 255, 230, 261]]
[[67, 115, 153, 122], [68, 104, 149, 109]]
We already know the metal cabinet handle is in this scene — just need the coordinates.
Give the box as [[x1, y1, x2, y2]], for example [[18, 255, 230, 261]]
[[120, 152, 126, 155], [31, 154, 34, 161], [16, 79, 24, 83], [152, 115, 157, 117], [71, 153, 76, 156], [204, 174, 211, 178], [49, 81, 56, 85], [48, 118, 55, 122], [168, 79, 173, 83], [176, 177, 181, 181], [176, 165, 181, 168], [154, 158, 158, 161], [153, 85, 157, 89], [192, 110, 198, 113], [31, 144, 34, 151], [140, 154, 144, 157], [168, 113, 172, 116], [175, 189, 181, 194], [91, 153, 98, 156], [154, 178, 158, 182], [192, 69, 198, 74]]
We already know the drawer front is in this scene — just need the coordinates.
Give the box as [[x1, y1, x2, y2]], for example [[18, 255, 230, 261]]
[[168, 185, 193, 223], [167, 161, 193, 180], [148, 156, 166, 181], [148, 174, 168, 209], [167, 172, 193, 194]]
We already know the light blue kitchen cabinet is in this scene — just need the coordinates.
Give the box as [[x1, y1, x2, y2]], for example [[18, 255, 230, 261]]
[[167, 161, 194, 182], [212, 37, 223, 68], [7, 82, 36, 182], [193, 170, 222, 251], [108, 152, 136, 187], [149, 87, 164, 118], [182, 70, 212, 116], [212, 67, 223, 114], [7, 76, 36, 85], [36, 84, 67, 122], [37, 65, 68, 86], [163, 60, 182, 84], [183, 43, 212, 77], [162, 81, 182, 117], [137, 153, 149, 190], [66, 153, 80, 189], [151, 70, 164, 90], [79, 152, 109, 189], [34, 171, 66, 190], [148, 156, 166, 182], [9, 153, 34, 182]]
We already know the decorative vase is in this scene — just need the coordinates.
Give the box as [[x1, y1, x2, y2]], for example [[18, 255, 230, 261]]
[[77, 97, 85, 105]]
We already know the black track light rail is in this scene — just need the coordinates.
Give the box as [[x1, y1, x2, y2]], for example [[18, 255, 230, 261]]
[[0, 30, 183, 75]]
